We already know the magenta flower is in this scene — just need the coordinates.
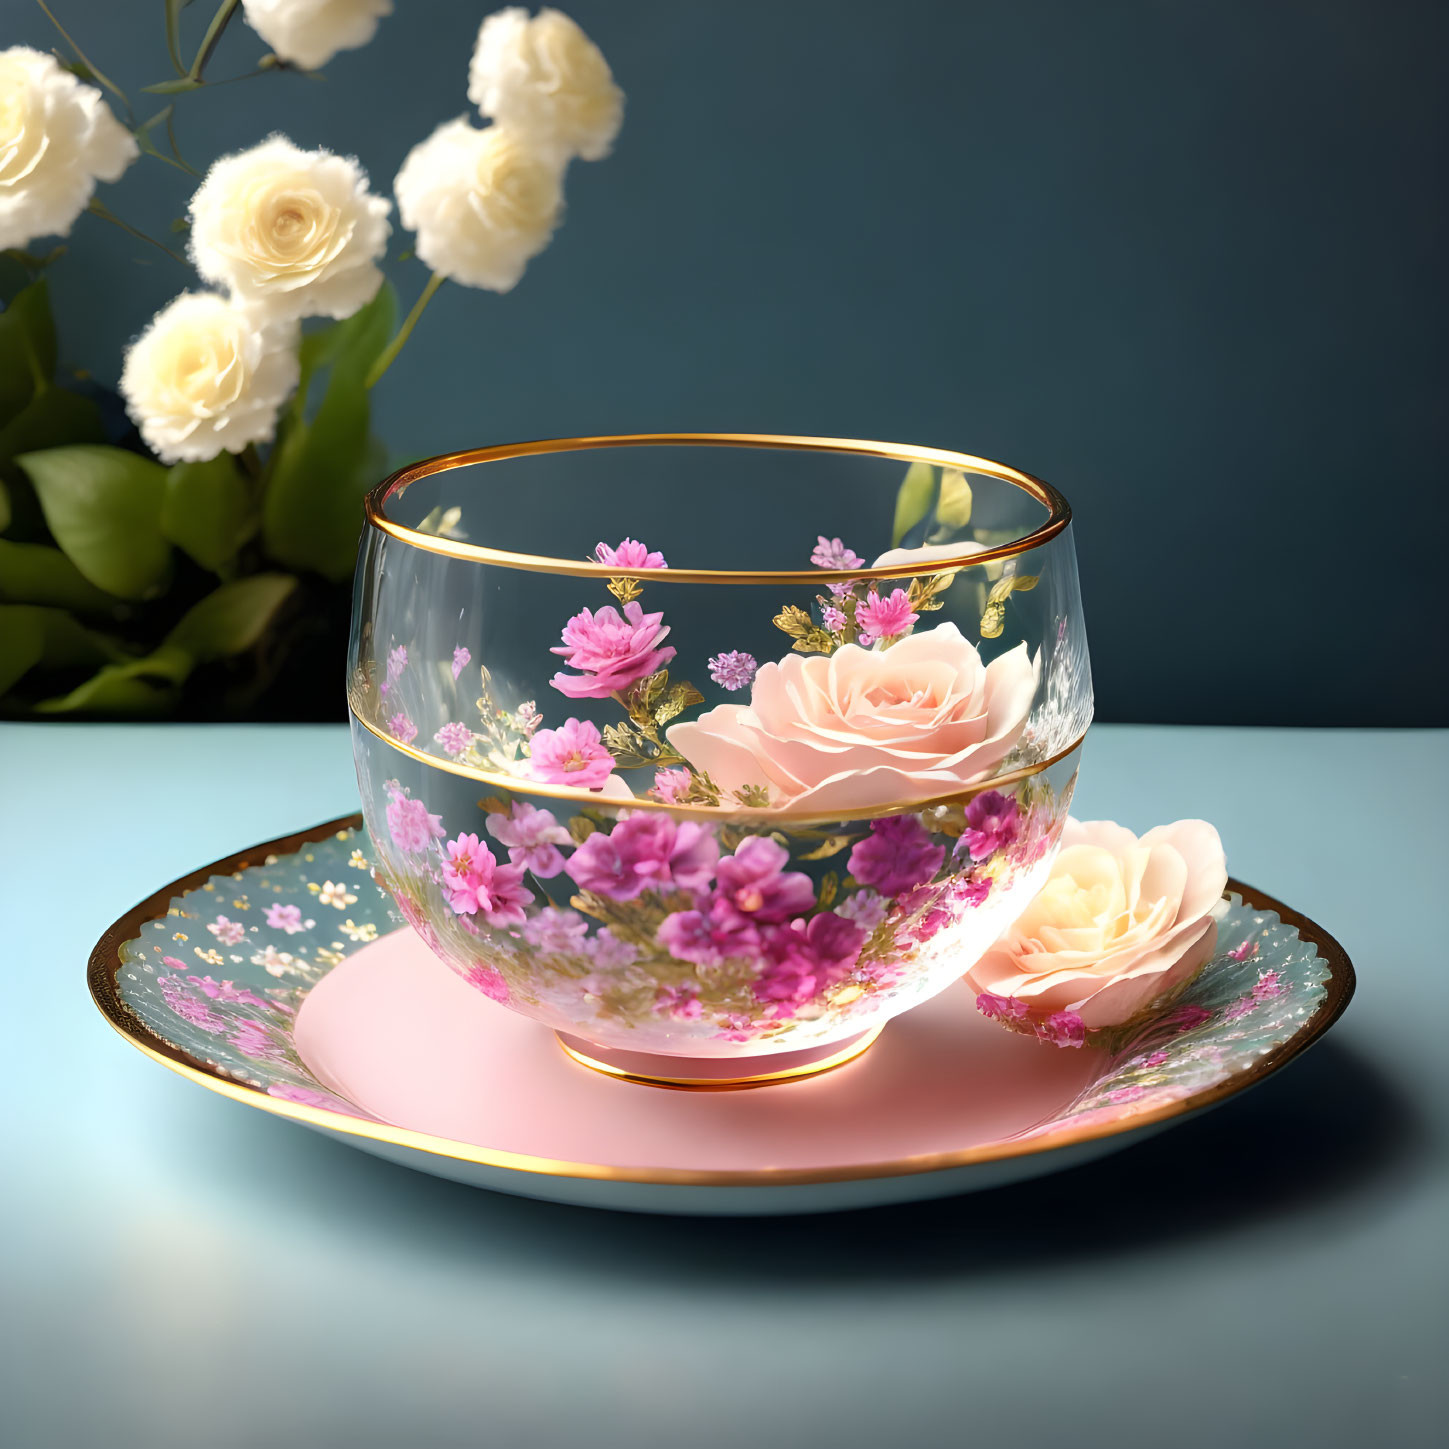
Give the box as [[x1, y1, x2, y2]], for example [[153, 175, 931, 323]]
[[528, 717, 616, 789], [848, 815, 945, 896], [1229, 939, 1259, 962], [434, 721, 473, 757], [855, 588, 919, 644], [1252, 968, 1284, 1000], [753, 912, 866, 1014], [388, 712, 418, 745], [550, 601, 676, 699], [657, 899, 760, 967], [159, 975, 225, 1033], [585, 929, 640, 969], [821, 604, 847, 632], [485, 801, 571, 878], [976, 991, 1031, 1025], [515, 701, 541, 735], [950, 874, 993, 908], [386, 793, 445, 854], [381, 643, 408, 696], [522, 906, 589, 954], [653, 983, 702, 1019], [565, 813, 719, 901], [960, 790, 1021, 862], [708, 651, 757, 691], [1036, 1010, 1087, 1048], [1164, 1003, 1213, 1033], [465, 963, 510, 1002], [188, 976, 269, 1008], [264, 902, 314, 934], [714, 835, 814, 924], [452, 645, 471, 680], [1140, 1049, 1170, 1068], [229, 1019, 285, 1062], [207, 915, 246, 946], [1224, 995, 1258, 1022], [811, 536, 864, 570], [652, 766, 692, 802], [439, 832, 533, 925], [1109, 1084, 1148, 1104], [836, 888, 888, 930], [595, 537, 668, 570]]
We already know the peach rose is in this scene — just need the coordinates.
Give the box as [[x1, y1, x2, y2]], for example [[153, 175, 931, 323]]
[[666, 622, 1037, 813], [968, 818, 1228, 1028]]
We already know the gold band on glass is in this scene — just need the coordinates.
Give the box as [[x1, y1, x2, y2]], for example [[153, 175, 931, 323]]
[[362, 433, 1073, 583], [555, 1025, 883, 1091]]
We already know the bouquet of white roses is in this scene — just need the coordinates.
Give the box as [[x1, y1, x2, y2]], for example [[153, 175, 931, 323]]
[[0, 3, 622, 716]]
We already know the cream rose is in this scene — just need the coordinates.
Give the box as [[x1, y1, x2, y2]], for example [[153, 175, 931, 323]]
[[0, 47, 137, 251], [871, 540, 989, 570], [468, 7, 623, 162], [968, 818, 1228, 1028], [393, 118, 563, 292], [120, 293, 299, 464], [241, 0, 393, 71], [667, 623, 1038, 813], [188, 136, 391, 322]]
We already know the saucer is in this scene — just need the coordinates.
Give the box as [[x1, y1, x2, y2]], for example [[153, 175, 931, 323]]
[[90, 816, 1354, 1215]]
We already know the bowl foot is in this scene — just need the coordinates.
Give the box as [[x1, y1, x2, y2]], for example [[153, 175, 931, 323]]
[[554, 1025, 884, 1091]]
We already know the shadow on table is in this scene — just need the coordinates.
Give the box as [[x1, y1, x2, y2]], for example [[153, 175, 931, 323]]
[[179, 1036, 1426, 1285]]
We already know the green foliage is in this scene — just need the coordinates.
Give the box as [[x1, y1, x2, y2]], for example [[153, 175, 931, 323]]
[[263, 284, 396, 581], [18, 445, 172, 599], [0, 604, 126, 697], [0, 279, 57, 427], [162, 453, 256, 575], [0, 538, 121, 613], [891, 460, 937, 547]]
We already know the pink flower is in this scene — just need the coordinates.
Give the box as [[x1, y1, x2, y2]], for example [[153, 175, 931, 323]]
[[708, 651, 757, 691], [855, 588, 918, 644], [717, 1012, 756, 1042], [950, 874, 992, 907], [465, 962, 510, 1002], [389, 712, 418, 744], [811, 536, 864, 570], [188, 976, 269, 1008], [1036, 1010, 1087, 1048], [452, 646, 471, 680], [515, 701, 541, 735], [848, 815, 945, 896], [439, 833, 533, 925], [753, 912, 865, 1014], [1253, 968, 1284, 1000], [652, 767, 692, 802], [836, 888, 888, 930], [595, 537, 667, 570], [668, 624, 1037, 813], [265, 902, 314, 934], [821, 604, 847, 632], [1163, 1003, 1213, 1032], [522, 907, 589, 954], [976, 991, 1031, 1024], [268, 1083, 356, 1112], [1224, 995, 1258, 1022], [960, 789, 1020, 862], [653, 983, 702, 1019], [159, 975, 225, 1032], [967, 818, 1228, 1031], [528, 717, 616, 789], [585, 929, 639, 969], [1140, 1049, 1170, 1068], [230, 1019, 286, 1062], [657, 900, 760, 967], [550, 601, 676, 699], [565, 813, 719, 901], [434, 721, 473, 757], [893, 885, 954, 945], [1109, 1084, 1147, 1104], [387, 644, 408, 678], [207, 915, 246, 945], [386, 792, 446, 854], [714, 835, 813, 924], [485, 801, 571, 877], [1229, 939, 1259, 962]]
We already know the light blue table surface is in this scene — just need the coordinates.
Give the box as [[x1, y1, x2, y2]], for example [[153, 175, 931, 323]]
[[2, 723, 1445, 1449]]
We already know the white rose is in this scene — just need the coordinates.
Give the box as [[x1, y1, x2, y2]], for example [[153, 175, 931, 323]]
[[468, 8, 623, 162], [188, 135, 391, 322], [120, 293, 300, 464], [394, 119, 563, 292], [0, 47, 137, 251], [241, 0, 393, 71]]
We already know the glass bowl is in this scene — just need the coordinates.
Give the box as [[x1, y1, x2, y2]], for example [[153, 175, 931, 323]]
[[347, 434, 1092, 1085]]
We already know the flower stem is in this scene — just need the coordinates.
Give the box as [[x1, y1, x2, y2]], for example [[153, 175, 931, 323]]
[[34, 0, 129, 109], [364, 272, 445, 390], [189, 0, 241, 83], [85, 200, 187, 265]]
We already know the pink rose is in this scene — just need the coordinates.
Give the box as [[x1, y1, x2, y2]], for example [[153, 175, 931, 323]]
[[666, 623, 1037, 812], [550, 601, 676, 699], [966, 818, 1228, 1029]]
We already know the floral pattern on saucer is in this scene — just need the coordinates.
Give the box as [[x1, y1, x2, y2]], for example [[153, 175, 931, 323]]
[[116, 830, 1332, 1143]]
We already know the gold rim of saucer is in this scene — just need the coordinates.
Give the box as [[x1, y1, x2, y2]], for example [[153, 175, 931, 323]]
[[88, 814, 1357, 1190], [362, 432, 1073, 583]]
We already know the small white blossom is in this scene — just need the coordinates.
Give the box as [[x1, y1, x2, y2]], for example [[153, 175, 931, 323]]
[[241, 0, 392, 72]]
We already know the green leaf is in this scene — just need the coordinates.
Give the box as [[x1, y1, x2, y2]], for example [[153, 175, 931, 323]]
[[142, 76, 204, 94], [161, 453, 256, 574], [263, 284, 396, 581], [0, 478, 8, 533], [0, 604, 126, 696], [0, 538, 121, 612], [891, 460, 937, 547], [30, 645, 190, 715], [164, 573, 297, 662], [0, 279, 57, 427], [18, 445, 172, 599], [164, 0, 194, 75], [0, 384, 104, 472]]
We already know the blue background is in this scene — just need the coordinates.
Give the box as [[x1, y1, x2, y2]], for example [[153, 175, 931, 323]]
[[8, 0, 1448, 724]]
